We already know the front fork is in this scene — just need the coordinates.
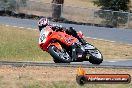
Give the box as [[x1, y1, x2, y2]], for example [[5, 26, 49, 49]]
[[71, 43, 85, 61], [71, 44, 77, 61]]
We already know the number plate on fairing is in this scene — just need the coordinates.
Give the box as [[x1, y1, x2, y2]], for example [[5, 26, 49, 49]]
[[39, 29, 50, 44]]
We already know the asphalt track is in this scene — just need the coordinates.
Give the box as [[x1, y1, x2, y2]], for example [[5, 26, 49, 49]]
[[0, 60, 132, 69], [0, 16, 132, 44], [0, 16, 132, 68]]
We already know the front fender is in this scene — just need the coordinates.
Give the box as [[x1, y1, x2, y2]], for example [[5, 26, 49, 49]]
[[48, 42, 62, 50]]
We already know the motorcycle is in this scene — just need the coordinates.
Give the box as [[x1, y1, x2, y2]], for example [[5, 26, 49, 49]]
[[39, 26, 103, 64]]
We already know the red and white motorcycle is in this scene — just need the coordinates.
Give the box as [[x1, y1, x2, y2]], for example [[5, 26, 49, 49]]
[[39, 26, 103, 64]]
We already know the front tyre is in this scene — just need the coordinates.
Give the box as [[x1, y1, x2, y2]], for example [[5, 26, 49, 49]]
[[88, 49, 103, 64], [48, 46, 71, 63]]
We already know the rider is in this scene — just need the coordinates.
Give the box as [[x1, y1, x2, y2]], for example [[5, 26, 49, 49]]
[[38, 17, 87, 45]]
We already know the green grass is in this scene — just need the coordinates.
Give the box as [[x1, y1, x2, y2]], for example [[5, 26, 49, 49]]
[[1, 80, 131, 88], [19, 82, 132, 88], [0, 81, 132, 88], [0, 25, 51, 61], [0, 25, 132, 61], [0, 66, 132, 88]]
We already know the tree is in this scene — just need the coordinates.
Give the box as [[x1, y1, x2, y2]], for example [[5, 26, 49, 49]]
[[93, 0, 130, 11], [0, 0, 28, 11], [93, 0, 131, 27], [0, 0, 17, 11], [52, 0, 64, 20], [19, 0, 28, 7]]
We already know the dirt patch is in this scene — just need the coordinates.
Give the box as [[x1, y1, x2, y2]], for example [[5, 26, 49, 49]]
[[29, 0, 96, 8]]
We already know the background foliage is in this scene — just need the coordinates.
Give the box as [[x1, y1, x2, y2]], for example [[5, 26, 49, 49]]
[[93, 0, 131, 27]]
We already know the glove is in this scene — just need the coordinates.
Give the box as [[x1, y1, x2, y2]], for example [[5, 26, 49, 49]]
[[52, 26, 63, 32]]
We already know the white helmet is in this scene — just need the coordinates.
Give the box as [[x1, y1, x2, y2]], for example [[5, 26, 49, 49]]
[[38, 18, 49, 27]]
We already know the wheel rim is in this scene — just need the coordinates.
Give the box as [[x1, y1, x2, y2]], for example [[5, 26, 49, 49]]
[[52, 46, 70, 61], [88, 49, 102, 59]]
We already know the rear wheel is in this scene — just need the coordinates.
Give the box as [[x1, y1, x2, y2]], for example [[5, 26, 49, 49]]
[[48, 46, 71, 63]]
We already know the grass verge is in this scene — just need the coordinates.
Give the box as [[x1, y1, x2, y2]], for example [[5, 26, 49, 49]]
[[0, 25, 51, 61], [22, 82, 132, 88], [0, 25, 132, 61], [0, 66, 132, 88], [87, 38, 132, 59]]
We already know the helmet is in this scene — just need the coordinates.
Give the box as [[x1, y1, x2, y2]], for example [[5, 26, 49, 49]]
[[38, 18, 49, 27]]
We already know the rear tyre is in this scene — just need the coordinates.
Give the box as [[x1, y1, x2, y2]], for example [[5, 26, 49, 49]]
[[48, 46, 71, 63]]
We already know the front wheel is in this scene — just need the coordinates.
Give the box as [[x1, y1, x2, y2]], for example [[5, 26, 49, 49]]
[[88, 49, 103, 64], [84, 43, 103, 64], [48, 46, 72, 63]]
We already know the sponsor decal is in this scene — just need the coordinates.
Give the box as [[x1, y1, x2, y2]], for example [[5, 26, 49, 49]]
[[76, 67, 131, 85]]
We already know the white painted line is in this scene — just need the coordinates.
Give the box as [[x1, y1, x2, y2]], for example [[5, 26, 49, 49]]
[[19, 27, 24, 29], [107, 61, 117, 62], [104, 59, 132, 62], [86, 36, 117, 43], [27, 28, 33, 30], [3, 24, 37, 30], [5, 25, 9, 27], [86, 36, 132, 46]]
